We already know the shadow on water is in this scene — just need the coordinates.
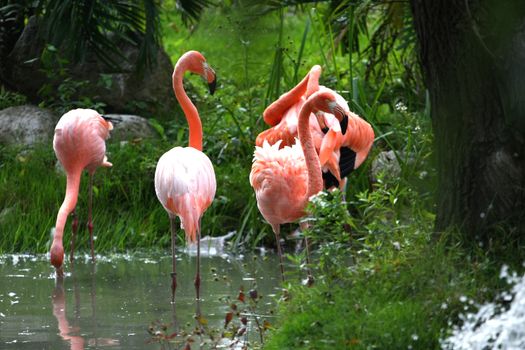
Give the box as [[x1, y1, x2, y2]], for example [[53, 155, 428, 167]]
[[0, 250, 285, 349]]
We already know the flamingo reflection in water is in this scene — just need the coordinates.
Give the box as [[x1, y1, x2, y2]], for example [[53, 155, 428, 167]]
[[52, 273, 119, 349]]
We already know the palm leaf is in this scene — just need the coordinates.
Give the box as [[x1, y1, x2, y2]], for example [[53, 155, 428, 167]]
[[176, 0, 213, 26]]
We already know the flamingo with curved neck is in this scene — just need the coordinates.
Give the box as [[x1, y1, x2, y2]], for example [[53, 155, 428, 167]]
[[155, 50, 217, 303], [257, 64, 374, 191], [250, 90, 347, 282], [51, 109, 113, 272]]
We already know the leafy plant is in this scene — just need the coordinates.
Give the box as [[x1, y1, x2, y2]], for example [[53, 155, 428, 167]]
[[0, 85, 27, 109], [37, 44, 107, 115], [302, 190, 356, 282]]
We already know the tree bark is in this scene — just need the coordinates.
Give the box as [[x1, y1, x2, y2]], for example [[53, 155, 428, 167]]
[[410, 0, 525, 239]]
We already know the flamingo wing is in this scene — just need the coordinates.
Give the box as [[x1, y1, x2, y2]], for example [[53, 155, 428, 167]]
[[155, 146, 216, 242]]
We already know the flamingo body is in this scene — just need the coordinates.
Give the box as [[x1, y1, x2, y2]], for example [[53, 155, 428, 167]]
[[250, 140, 308, 228], [155, 146, 216, 243], [54, 110, 113, 173], [250, 90, 347, 281], [51, 109, 112, 269]]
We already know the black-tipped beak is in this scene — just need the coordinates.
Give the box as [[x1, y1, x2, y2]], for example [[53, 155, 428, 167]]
[[333, 105, 348, 134], [102, 115, 122, 124], [208, 76, 217, 95], [340, 115, 348, 135]]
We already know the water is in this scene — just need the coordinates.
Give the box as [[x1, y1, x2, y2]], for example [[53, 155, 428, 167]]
[[0, 251, 283, 349], [441, 265, 525, 350]]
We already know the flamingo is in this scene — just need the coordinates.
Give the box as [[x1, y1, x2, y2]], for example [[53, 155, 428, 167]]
[[50, 109, 113, 273], [250, 90, 348, 283], [256, 65, 374, 190], [154, 50, 217, 303]]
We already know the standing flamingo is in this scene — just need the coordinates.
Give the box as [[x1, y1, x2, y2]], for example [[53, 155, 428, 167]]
[[250, 91, 348, 283], [154, 50, 217, 303], [50, 109, 113, 273]]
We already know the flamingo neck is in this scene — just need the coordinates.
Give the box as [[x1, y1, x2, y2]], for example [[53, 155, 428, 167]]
[[298, 102, 323, 199], [54, 169, 82, 243], [263, 71, 310, 126], [173, 60, 203, 151]]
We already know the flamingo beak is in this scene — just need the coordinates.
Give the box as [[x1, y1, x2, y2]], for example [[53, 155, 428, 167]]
[[340, 114, 348, 135], [208, 76, 216, 95], [333, 105, 348, 135], [315, 112, 329, 134], [102, 115, 121, 124]]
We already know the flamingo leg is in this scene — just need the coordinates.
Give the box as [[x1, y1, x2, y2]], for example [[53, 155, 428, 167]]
[[69, 209, 79, 264], [299, 222, 314, 286], [272, 224, 285, 282], [194, 220, 201, 302], [170, 216, 177, 302], [87, 174, 95, 262], [304, 235, 315, 286]]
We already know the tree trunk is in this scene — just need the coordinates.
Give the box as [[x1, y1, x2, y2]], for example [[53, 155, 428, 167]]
[[410, 0, 525, 239]]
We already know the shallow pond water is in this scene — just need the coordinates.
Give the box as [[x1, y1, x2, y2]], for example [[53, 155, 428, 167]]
[[0, 250, 284, 349]]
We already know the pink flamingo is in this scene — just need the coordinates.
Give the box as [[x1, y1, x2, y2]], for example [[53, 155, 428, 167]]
[[50, 109, 113, 272], [256, 65, 374, 190], [154, 50, 217, 302], [250, 90, 348, 282]]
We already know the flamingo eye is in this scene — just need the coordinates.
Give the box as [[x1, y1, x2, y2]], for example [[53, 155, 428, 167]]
[[327, 100, 337, 111]]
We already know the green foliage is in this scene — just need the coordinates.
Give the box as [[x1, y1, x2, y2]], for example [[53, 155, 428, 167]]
[[264, 178, 523, 349], [37, 45, 108, 115], [303, 190, 355, 281], [0, 85, 27, 109]]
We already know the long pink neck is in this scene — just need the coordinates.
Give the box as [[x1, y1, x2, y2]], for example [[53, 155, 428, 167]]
[[54, 168, 81, 244], [173, 57, 203, 151], [297, 100, 323, 198], [263, 71, 310, 126]]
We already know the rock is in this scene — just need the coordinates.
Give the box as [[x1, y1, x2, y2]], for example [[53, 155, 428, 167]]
[[370, 150, 401, 182], [104, 114, 157, 141], [2, 16, 175, 117], [0, 105, 57, 146]]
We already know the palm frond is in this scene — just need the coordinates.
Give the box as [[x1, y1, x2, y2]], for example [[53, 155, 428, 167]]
[[41, 0, 162, 70], [175, 0, 213, 26]]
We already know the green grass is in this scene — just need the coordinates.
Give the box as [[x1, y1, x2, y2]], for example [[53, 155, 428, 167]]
[[264, 205, 525, 350]]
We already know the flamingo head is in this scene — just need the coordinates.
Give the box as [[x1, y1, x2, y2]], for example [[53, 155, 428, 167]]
[[310, 91, 348, 135], [50, 241, 64, 269], [184, 51, 217, 95]]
